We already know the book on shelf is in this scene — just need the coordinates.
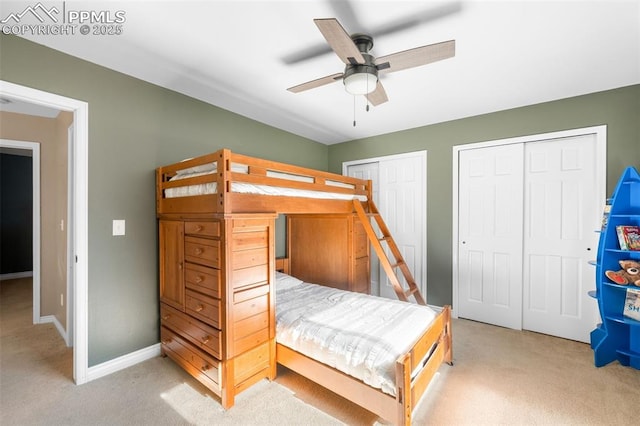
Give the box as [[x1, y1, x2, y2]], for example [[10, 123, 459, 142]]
[[601, 204, 611, 231], [616, 225, 640, 251], [623, 288, 640, 321]]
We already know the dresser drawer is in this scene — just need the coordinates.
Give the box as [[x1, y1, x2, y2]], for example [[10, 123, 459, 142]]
[[233, 341, 271, 385], [161, 304, 221, 359], [185, 263, 220, 298], [185, 236, 220, 267], [233, 310, 270, 355], [186, 289, 221, 327], [161, 326, 220, 386], [185, 221, 220, 238], [234, 293, 268, 322]]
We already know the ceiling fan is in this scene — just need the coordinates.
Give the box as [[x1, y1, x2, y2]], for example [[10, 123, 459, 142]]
[[287, 18, 455, 106]]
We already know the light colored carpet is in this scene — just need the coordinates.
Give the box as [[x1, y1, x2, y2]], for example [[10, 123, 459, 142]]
[[2, 278, 638, 425]]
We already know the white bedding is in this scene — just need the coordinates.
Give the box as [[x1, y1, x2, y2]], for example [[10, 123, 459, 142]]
[[275, 273, 437, 396], [164, 162, 367, 201]]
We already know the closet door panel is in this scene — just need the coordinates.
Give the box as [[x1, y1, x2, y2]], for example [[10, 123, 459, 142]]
[[522, 134, 600, 343], [457, 143, 524, 330]]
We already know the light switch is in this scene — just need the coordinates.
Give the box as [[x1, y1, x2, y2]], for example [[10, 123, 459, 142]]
[[112, 219, 125, 236]]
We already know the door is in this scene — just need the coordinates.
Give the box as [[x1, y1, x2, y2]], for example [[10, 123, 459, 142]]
[[159, 220, 185, 310], [378, 156, 426, 300], [522, 135, 601, 342], [346, 162, 381, 295], [456, 128, 604, 343], [457, 143, 525, 329], [346, 152, 426, 300]]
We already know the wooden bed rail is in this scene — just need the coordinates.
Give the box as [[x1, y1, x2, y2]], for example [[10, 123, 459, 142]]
[[228, 150, 370, 196], [156, 149, 372, 215]]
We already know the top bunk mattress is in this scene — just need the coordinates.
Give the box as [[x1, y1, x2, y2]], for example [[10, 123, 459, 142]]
[[165, 161, 367, 201], [275, 273, 437, 396]]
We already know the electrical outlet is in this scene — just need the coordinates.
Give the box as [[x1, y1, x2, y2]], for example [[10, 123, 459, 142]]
[[112, 219, 125, 236]]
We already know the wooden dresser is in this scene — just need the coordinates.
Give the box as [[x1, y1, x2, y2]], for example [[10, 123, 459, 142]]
[[287, 213, 370, 294], [158, 214, 276, 408]]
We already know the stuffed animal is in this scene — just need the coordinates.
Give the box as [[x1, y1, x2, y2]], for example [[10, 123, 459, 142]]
[[605, 260, 640, 286]]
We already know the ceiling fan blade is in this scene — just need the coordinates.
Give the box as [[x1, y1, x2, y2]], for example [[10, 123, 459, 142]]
[[376, 40, 455, 74], [314, 18, 365, 65], [287, 73, 343, 93], [370, 2, 462, 39], [327, 0, 365, 33], [282, 44, 334, 65], [366, 82, 388, 106]]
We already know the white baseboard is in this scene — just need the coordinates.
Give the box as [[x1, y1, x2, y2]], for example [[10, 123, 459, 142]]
[[39, 314, 70, 346], [0, 271, 33, 280], [86, 343, 161, 383]]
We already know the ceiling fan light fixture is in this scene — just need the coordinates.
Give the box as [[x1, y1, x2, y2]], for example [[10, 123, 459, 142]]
[[344, 71, 378, 95]]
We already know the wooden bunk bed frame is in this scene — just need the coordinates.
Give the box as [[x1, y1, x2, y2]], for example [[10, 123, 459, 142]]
[[157, 148, 371, 216], [156, 148, 452, 425]]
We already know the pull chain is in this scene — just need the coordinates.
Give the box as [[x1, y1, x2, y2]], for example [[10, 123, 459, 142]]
[[366, 77, 370, 112], [353, 95, 356, 127]]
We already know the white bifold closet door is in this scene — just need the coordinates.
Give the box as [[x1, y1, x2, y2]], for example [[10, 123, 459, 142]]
[[457, 134, 601, 343]]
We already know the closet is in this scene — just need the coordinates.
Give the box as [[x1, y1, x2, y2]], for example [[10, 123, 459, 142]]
[[455, 127, 605, 342]]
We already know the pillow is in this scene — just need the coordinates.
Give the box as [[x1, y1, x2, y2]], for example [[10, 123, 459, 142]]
[[275, 272, 304, 290], [175, 161, 217, 176]]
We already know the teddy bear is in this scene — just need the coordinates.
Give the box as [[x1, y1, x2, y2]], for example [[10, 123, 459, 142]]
[[605, 259, 640, 286]]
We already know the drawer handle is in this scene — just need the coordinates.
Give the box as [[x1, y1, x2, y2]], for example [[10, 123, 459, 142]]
[[178, 262, 183, 270], [195, 275, 203, 283], [195, 225, 203, 232], [161, 338, 171, 345], [195, 304, 204, 312], [201, 335, 210, 344], [195, 248, 203, 255], [162, 314, 170, 321], [202, 363, 210, 371]]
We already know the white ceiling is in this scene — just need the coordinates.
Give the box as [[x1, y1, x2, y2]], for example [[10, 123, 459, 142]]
[[10, 0, 640, 144]]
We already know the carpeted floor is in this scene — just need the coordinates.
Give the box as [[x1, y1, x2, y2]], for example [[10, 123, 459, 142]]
[[1, 277, 638, 425]]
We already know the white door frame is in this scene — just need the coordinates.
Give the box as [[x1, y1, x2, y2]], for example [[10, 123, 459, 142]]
[[66, 124, 75, 346], [0, 139, 40, 322], [452, 125, 607, 319], [343, 150, 428, 298], [0, 80, 89, 385]]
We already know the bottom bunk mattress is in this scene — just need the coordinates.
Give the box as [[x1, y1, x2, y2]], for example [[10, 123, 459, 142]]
[[275, 272, 437, 396]]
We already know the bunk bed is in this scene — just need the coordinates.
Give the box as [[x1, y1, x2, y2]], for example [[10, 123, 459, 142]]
[[156, 148, 452, 425], [157, 148, 370, 216]]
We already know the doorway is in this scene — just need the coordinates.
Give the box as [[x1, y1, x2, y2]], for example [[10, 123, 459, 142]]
[[0, 140, 40, 324], [344, 151, 427, 300], [0, 80, 89, 384], [453, 126, 606, 343]]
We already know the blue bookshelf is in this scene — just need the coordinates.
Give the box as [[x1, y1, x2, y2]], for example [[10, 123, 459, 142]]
[[591, 166, 640, 369]]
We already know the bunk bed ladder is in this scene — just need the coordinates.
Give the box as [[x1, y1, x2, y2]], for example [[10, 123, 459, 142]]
[[353, 199, 426, 305]]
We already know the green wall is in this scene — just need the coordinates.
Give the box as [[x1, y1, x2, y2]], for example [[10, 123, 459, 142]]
[[328, 84, 640, 306], [0, 35, 326, 366]]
